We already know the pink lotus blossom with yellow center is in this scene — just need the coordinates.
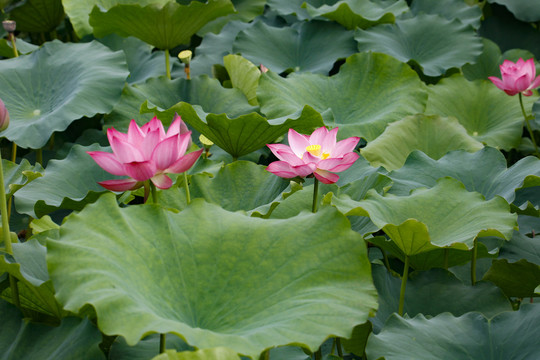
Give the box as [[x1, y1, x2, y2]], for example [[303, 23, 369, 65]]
[[88, 115, 202, 191], [488, 58, 540, 96], [266, 127, 360, 184]]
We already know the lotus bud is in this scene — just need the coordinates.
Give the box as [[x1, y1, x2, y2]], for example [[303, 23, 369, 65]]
[[260, 64, 269, 73], [0, 98, 10, 132], [2, 20, 16, 33], [199, 134, 213, 159]]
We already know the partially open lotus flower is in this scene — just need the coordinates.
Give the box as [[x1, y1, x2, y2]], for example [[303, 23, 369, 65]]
[[266, 127, 360, 184], [488, 58, 540, 96], [88, 115, 202, 191]]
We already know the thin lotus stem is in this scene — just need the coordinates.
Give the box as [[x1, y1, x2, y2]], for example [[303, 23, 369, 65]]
[[314, 348, 322, 360], [165, 49, 171, 80], [35, 148, 43, 166], [336, 338, 343, 357], [260, 350, 270, 360], [183, 172, 191, 205], [9, 275, 20, 308], [519, 93, 540, 157], [150, 182, 158, 204], [184, 64, 191, 80], [443, 248, 449, 270], [50, 29, 57, 40], [159, 333, 166, 353], [379, 246, 391, 272], [10, 142, 17, 162], [312, 178, 319, 213], [471, 239, 478, 286], [8, 33, 19, 58], [143, 181, 150, 204], [398, 255, 410, 316]]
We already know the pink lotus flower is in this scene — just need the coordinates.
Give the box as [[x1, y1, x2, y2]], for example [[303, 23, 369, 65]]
[[0, 98, 9, 132], [88, 115, 202, 191], [266, 127, 360, 184], [488, 58, 540, 96]]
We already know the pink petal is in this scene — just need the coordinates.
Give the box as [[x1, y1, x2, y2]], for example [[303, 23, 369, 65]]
[[176, 132, 192, 157], [488, 76, 506, 91], [524, 58, 536, 79], [302, 152, 321, 165], [274, 149, 305, 166], [127, 119, 145, 145], [140, 128, 162, 159], [522, 90, 533, 96], [98, 179, 142, 192], [166, 113, 189, 138], [308, 126, 329, 147], [292, 162, 317, 177], [87, 151, 126, 176], [151, 136, 180, 170], [514, 74, 532, 93], [288, 129, 311, 158], [165, 149, 203, 173], [124, 161, 157, 181], [151, 173, 173, 189], [529, 75, 540, 90], [321, 127, 338, 153], [107, 127, 128, 145], [314, 169, 339, 184], [333, 136, 360, 157], [141, 117, 166, 138], [110, 134, 145, 163], [267, 143, 295, 159], [267, 161, 316, 178], [319, 152, 359, 172]]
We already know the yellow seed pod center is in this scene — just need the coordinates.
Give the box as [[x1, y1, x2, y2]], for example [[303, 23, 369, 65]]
[[306, 144, 321, 157]]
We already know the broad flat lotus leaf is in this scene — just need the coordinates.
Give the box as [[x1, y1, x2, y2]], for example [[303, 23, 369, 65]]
[[223, 55, 261, 105], [0, 37, 38, 58], [499, 231, 540, 266], [0, 239, 64, 320], [2, 158, 43, 199], [370, 265, 512, 332], [462, 39, 502, 81], [387, 148, 540, 203], [14, 144, 122, 218], [47, 194, 378, 359], [268, 346, 311, 360], [361, 114, 484, 171], [258, 52, 427, 141], [410, 0, 482, 29], [333, 177, 517, 255], [266, 0, 310, 20], [62, 0, 171, 37], [426, 74, 536, 150], [487, 0, 540, 22], [153, 348, 241, 360], [89, 0, 235, 49], [341, 322, 372, 358], [143, 102, 324, 158], [198, 0, 266, 35], [191, 21, 251, 77], [366, 304, 539, 360], [483, 259, 540, 298], [106, 75, 256, 132], [232, 21, 357, 74], [0, 40, 128, 149], [302, 0, 408, 30], [355, 13, 483, 76], [0, 300, 104, 359], [9, 0, 64, 32], [159, 161, 290, 215], [109, 333, 192, 360]]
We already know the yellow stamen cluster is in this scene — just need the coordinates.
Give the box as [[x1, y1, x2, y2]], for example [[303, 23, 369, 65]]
[[305, 144, 331, 159]]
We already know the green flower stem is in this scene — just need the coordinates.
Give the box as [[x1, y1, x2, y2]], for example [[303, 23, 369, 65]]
[[261, 350, 270, 360], [9, 275, 20, 308], [8, 33, 19, 58], [519, 93, 540, 157], [398, 255, 410, 316], [312, 178, 319, 213], [165, 49, 171, 80], [36, 148, 43, 166], [471, 239, 477, 286], [183, 172, 191, 205], [336, 338, 343, 357], [143, 180, 150, 204], [160, 333, 166, 353], [314, 348, 322, 360], [150, 182, 158, 204]]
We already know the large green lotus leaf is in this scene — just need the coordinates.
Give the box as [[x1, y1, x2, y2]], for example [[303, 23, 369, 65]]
[[366, 304, 539, 360], [143, 102, 324, 158], [105, 75, 256, 132], [197, 0, 266, 35], [462, 38, 502, 81], [355, 13, 483, 76], [483, 259, 540, 298], [9, 0, 64, 32], [410, 0, 482, 29], [159, 161, 290, 215], [334, 177, 517, 255], [266, 0, 310, 20], [14, 144, 121, 218], [0, 40, 128, 149], [361, 114, 484, 171], [487, 0, 540, 22], [425, 75, 536, 151], [232, 20, 357, 74], [191, 21, 251, 77], [258, 52, 427, 141], [0, 239, 64, 321], [0, 300, 104, 359], [89, 1, 235, 49], [302, 0, 408, 30], [387, 148, 540, 203], [370, 265, 511, 332], [0, 37, 39, 58], [47, 195, 378, 359], [62, 0, 170, 37], [223, 55, 261, 106], [153, 348, 241, 360], [110, 333, 193, 360], [2, 158, 43, 199], [499, 231, 540, 266]]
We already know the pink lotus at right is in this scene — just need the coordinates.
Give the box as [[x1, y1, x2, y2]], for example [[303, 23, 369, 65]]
[[488, 58, 540, 96], [266, 127, 360, 184]]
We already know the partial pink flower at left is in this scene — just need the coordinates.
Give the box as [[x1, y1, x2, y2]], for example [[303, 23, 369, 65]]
[[0, 97, 10, 131], [88, 115, 202, 191], [267, 127, 360, 184]]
